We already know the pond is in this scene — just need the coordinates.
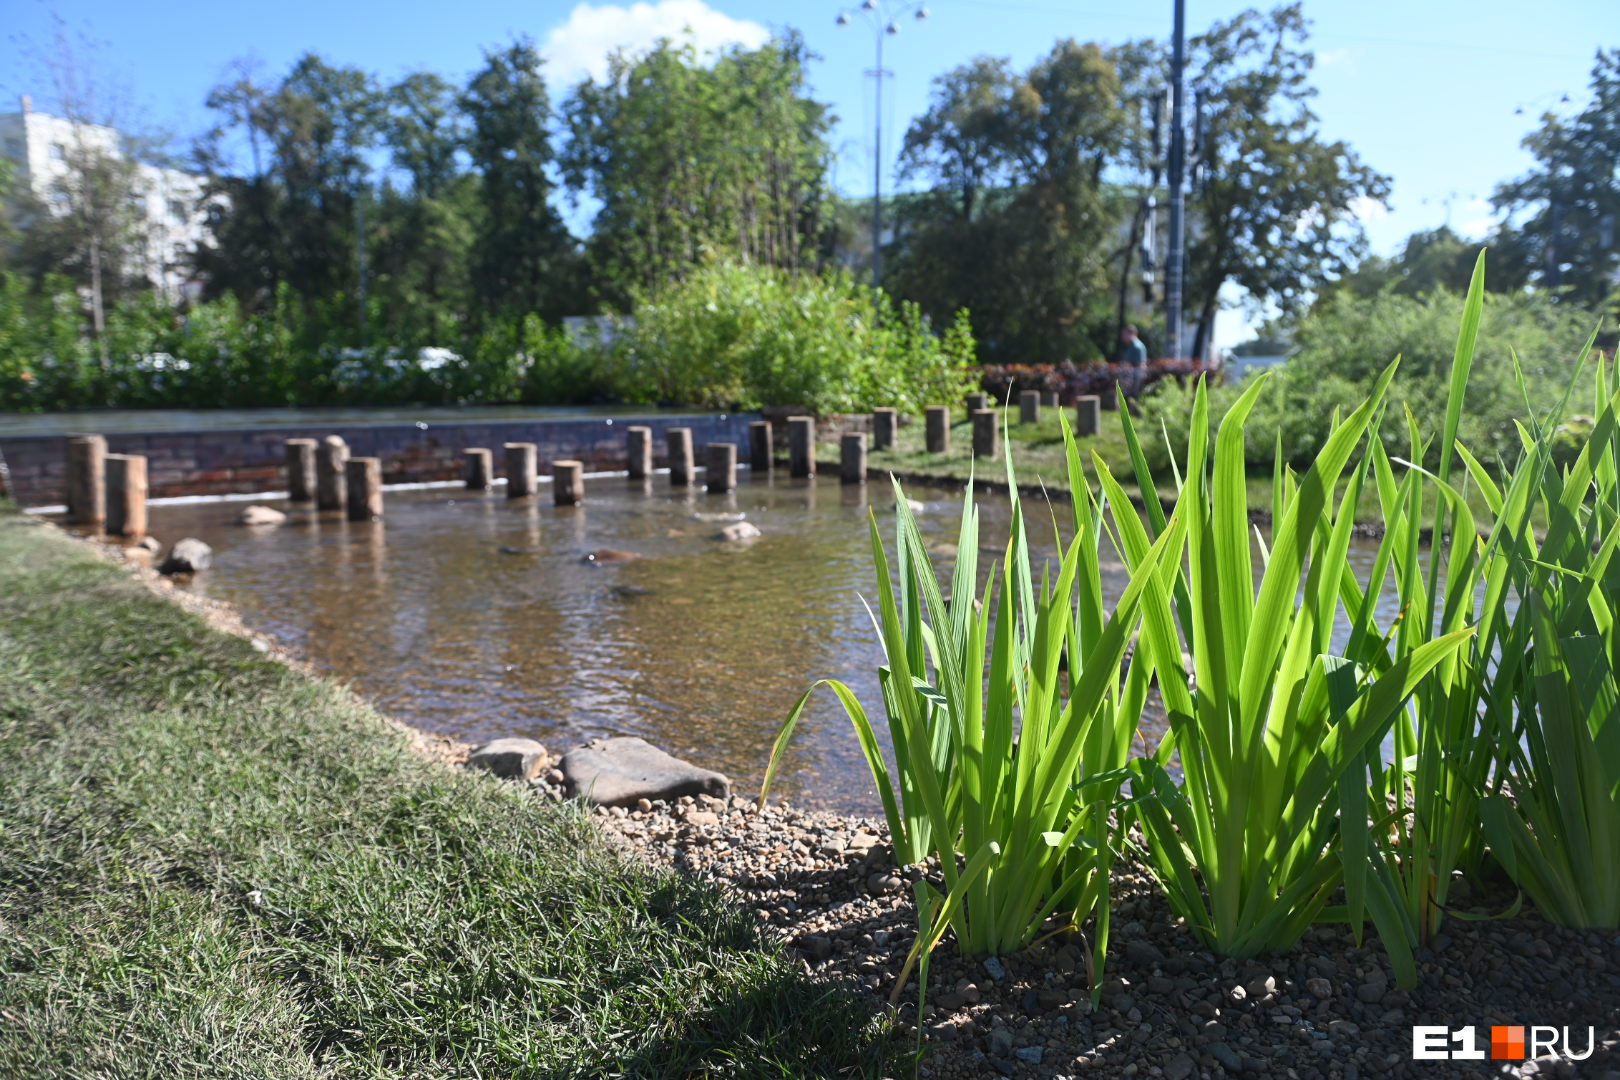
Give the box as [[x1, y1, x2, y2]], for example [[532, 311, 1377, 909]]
[[138, 473, 1407, 815]]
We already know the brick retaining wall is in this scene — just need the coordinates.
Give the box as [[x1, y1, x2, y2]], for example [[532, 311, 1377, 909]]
[[0, 413, 758, 508]]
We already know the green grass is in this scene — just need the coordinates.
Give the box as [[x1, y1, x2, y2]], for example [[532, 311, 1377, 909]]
[[0, 503, 892, 1079], [840, 404, 1498, 526]]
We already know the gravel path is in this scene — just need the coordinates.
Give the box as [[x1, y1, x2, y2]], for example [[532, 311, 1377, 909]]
[[525, 765, 1620, 1080]]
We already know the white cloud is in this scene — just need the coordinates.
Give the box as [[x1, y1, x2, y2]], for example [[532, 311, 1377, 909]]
[[1317, 48, 1356, 73], [542, 1, 771, 86], [1452, 196, 1497, 240], [1349, 194, 1389, 224]]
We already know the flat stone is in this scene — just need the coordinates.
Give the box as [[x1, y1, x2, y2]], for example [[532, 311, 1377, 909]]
[[560, 736, 729, 807], [468, 737, 548, 780], [136, 535, 163, 554], [236, 505, 287, 526], [1164, 1052, 1196, 1080], [159, 538, 212, 575], [582, 549, 640, 564], [715, 522, 761, 542]]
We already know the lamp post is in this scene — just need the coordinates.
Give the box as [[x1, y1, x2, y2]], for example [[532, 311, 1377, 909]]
[[836, 0, 929, 292]]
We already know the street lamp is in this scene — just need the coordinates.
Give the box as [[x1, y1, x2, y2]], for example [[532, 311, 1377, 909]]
[[835, 0, 929, 292]]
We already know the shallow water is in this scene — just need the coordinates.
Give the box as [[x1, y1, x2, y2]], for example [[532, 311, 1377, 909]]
[[138, 474, 1411, 814]]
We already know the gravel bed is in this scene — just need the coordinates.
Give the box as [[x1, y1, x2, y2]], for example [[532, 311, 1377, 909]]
[[525, 766, 1620, 1080]]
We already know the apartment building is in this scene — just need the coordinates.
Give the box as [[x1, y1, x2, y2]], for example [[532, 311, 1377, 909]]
[[0, 96, 212, 301]]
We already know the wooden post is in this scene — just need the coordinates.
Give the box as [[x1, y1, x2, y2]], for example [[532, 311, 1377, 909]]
[[464, 448, 492, 490], [872, 408, 897, 451], [1019, 390, 1041, 425], [705, 442, 736, 493], [284, 438, 316, 502], [626, 426, 652, 479], [841, 432, 867, 485], [345, 457, 382, 520], [553, 460, 584, 505], [1075, 396, 1101, 437], [316, 435, 348, 511], [925, 406, 950, 454], [748, 420, 773, 474], [966, 392, 989, 417], [105, 453, 147, 537], [972, 409, 999, 460], [787, 416, 815, 478], [666, 427, 694, 486], [65, 434, 106, 527], [1101, 385, 1119, 411], [1041, 390, 1059, 408], [504, 442, 536, 497]]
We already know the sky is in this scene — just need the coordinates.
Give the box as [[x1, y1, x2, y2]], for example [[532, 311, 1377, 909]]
[[2, 0, 1612, 347]]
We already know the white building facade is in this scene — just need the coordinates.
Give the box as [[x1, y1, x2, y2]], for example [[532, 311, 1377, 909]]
[[0, 97, 213, 302]]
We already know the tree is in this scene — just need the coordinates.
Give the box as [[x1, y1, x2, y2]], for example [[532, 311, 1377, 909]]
[[1182, 4, 1390, 360], [1321, 226, 1493, 302], [371, 71, 477, 338], [198, 53, 382, 329], [1492, 49, 1620, 309], [11, 15, 158, 359], [461, 39, 578, 322], [889, 40, 1128, 364], [561, 33, 832, 305]]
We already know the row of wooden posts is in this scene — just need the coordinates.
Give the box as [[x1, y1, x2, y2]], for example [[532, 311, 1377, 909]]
[[58, 393, 1103, 533]]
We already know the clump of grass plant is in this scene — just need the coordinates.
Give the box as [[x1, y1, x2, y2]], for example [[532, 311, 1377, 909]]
[[0, 506, 892, 1079], [1109, 365, 1474, 981], [763, 418, 1185, 1000]]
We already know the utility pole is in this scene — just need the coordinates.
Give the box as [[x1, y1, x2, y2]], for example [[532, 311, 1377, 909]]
[[837, 1, 930, 293], [1165, 0, 1187, 361]]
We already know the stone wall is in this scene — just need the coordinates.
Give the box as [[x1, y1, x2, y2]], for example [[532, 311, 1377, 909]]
[[0, 413, 757, 508]]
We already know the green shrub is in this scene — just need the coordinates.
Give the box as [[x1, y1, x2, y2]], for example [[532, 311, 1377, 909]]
[[607, 260, 978, 414], [1141, 284, 1600, 472]]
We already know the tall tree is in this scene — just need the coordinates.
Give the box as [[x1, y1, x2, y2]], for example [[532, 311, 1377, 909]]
[[1492, 49, 1620, 309], [199, 53, 381, 327], [561, 33, 831, 304], [461, 39, 577, 322], [371, 71, 476, 337], [890, 40, 1128, 364], [1182, 4, 1389, 360]]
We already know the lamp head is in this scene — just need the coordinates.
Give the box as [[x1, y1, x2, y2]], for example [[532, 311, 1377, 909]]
[[885, 19, 901, 34], [836, 11, 849, 24], [915, 5, 929, 17]]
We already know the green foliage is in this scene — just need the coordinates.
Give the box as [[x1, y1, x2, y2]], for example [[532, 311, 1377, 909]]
[[562, 33, 831, 306], [606, 260, 977, 414], [1143, 283, 1599, 472], [763, 420, 1183, 1020], [1492, 48, 1620, 308], [1181, 3, 1390, 358], [888, 41, 1128, 365], [1476, 354, 1620, 929], [1113, 370, 1471, 977]]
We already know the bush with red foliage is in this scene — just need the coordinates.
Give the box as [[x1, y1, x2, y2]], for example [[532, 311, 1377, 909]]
[[978, 359, 1212, 405]]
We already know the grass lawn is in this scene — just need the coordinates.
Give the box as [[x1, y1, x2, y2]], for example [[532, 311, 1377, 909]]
[[827, 405, 1498, 528], [0, 503, 892, 1079]]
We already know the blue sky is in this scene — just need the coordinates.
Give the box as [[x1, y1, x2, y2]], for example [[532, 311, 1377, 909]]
[[2, 0, 1611, 345]]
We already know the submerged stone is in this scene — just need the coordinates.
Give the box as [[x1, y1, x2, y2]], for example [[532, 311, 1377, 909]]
[[159, 538, 212, 575]]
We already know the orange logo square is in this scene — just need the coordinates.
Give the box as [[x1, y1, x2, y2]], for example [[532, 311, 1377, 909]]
[[1491, 1026, 1525, 1060]]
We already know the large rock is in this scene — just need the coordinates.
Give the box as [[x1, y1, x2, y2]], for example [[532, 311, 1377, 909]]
[[715, 522, 761, 542], [159, 538, 212, 575], [467, 737, 548, 780], [237, 504, 287, 526], [560, 736, 730, 807], [582, 548, 640, 564]]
